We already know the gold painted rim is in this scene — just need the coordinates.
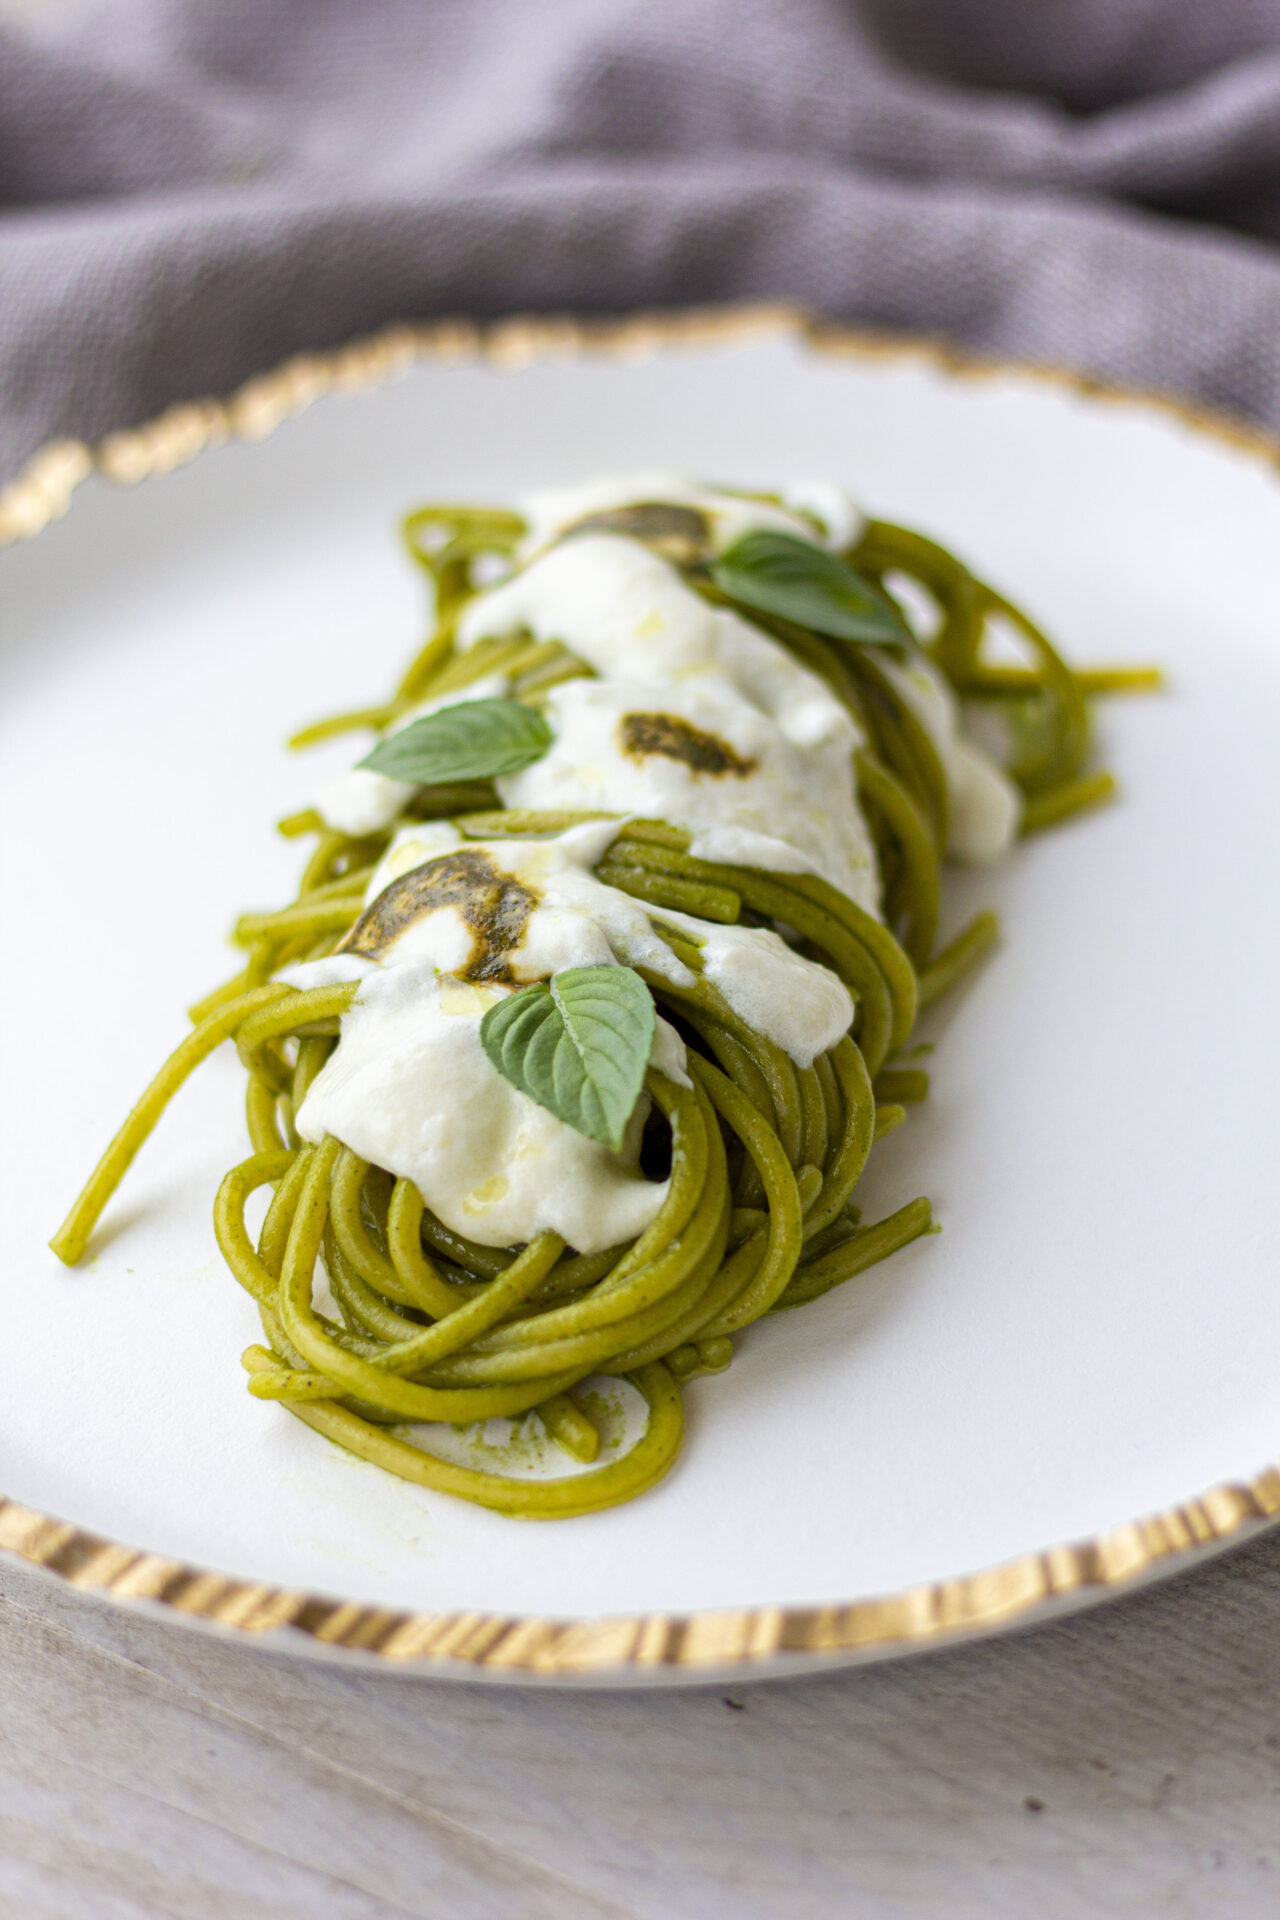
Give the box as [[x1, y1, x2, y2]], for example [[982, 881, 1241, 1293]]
[[5, 303, 1280, 1678]]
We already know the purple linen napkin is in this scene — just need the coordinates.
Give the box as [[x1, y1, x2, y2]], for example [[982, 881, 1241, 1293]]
[[3, 0, 1280, 481]]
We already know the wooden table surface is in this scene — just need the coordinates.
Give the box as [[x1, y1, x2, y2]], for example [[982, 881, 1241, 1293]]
[[3, 1528, 1279, 1919]]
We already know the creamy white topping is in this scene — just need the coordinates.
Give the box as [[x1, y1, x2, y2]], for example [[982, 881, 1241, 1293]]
[[291, 966, 680, 1254], [358, 820, 854, 1064], [284, 815, 854, 1248], [876, 654, 1023, 861], [656, 909, 854, 1070], [456, 534, 879, 913], [359, 820, 685, 983], [296, 472, 1021, 1252], [315, 670, 510, 837], [498, 675, 879, 910], [779, 478, 865, 552], [515, 471, 862, 562]]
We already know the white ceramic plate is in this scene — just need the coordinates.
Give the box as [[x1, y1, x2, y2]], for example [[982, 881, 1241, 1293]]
[[4, 311, 1280, 1686]]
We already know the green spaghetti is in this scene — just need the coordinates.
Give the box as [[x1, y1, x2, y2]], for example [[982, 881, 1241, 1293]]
[[51, 476, 1156, 1518]]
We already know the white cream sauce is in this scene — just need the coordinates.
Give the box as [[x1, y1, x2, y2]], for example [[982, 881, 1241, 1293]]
[[285, 817, 853, 1248], [357, 819, 854, 1065], [456, 534, 880, 913], [499, 674, 879, 911], [291, 965, 678, 1255], [296, 473, 1019, 1250], [876, 654, 1022, 861], [514, 470, 864, 561]]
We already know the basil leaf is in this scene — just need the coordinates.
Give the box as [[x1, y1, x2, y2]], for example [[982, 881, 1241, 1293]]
[[480, 965, 655, 1152], [358, 698, 551, 785], [711, 530, 912, 647]]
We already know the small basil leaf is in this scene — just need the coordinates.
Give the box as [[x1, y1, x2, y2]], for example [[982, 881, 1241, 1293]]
[[358, 698, 551, 785], [479, 965, 656, 1152], [711, 530, 912, 647]]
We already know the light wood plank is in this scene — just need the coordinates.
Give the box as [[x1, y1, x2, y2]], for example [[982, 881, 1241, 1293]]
[[4, 1532, 1280, 1918], [0, 1577, 634, 1920]]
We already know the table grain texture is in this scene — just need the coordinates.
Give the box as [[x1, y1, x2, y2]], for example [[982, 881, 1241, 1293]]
[[2, 1526, 1279, 1919]]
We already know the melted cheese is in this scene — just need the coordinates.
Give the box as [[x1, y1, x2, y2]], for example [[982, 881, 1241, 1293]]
[[877, 654, 1023, 861], [357, 820, 854, 1064], [284, 817, 854, 1249], [515, 470, 863, 560], [295, 472, 1020, 1252], [456, 534, 879, 912], [498, 675, 879, 911], [290, 963, 681, 1254]]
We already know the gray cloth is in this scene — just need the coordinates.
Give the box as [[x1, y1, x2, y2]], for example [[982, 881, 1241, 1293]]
[[4, 0, 1280, 483]]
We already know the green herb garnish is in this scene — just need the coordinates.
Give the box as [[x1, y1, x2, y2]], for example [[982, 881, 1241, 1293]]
[[480, 965, 655, 1151], [711, 530, 911, 648], [359, 698, 551, 786]]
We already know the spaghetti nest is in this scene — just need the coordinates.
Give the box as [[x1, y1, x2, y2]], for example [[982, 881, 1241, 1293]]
[[51, 506, 1154, 1517]]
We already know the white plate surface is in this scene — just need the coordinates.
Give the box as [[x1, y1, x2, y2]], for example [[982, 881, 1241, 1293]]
[[4, 320, 1279, 1681]]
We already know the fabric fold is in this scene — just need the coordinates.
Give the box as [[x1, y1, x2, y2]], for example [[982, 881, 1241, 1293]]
[[3, 0, 1280, 479]]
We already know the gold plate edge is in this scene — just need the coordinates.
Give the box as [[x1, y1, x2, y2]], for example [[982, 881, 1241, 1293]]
[[5, 301, 1280, 1676]]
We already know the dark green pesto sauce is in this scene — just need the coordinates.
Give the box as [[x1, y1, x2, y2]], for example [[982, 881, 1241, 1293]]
[[561, 501, 710, 566], [342, 848, 538, 982], [619, 710, 758, 779]]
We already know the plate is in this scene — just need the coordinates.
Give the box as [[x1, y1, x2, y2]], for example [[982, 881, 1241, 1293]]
[[3, 309, 1280, 1686]]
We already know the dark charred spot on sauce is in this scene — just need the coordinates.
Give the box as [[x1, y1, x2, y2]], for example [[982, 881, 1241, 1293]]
[[619, 711, 758, 779], [561, 502, 710, 566], [341, 848, 538, 982]]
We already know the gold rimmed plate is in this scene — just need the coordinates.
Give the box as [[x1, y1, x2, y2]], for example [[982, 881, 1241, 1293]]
[[3, 308, 1279, 1684]]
